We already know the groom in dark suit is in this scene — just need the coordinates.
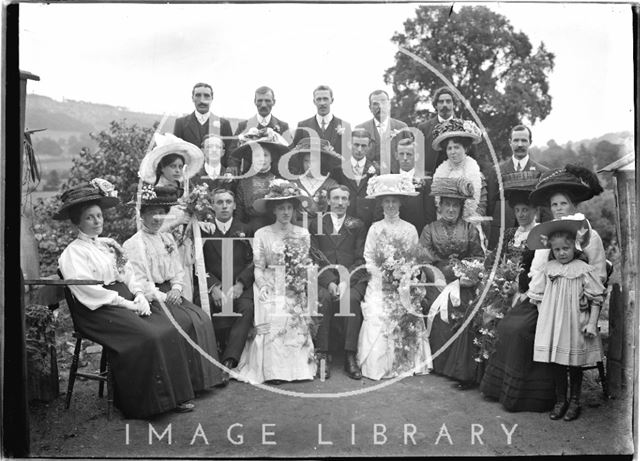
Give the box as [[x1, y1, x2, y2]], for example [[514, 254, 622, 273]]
[[417, 86, 458, 175], [487, 125, 551, 249], [291, 85, 346, 154], [199, 188, 254, 384], [173, 82, 234, 166], [234, 86, 291, 142], [312, 185, 367, 380], [356, 89, 411, 173]]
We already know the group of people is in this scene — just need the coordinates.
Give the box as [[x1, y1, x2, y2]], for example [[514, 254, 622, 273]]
[[54, 82, 610, 423]]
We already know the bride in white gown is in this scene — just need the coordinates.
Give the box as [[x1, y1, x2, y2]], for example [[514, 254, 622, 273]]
[[357, 174, 433, 380]]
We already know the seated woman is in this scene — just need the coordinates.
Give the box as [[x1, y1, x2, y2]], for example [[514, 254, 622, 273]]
[[138, 133, 205, 302], [234, 179, 317, 384], [122, 185, 223, 391], [230, 128, 290, 233], [56, 179, 200, 418], [479, 171, 556, 411], [357, 174, 432, 380], [419, 177, 484, 388]]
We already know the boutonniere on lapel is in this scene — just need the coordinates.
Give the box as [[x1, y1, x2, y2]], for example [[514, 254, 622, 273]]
[[366, 162, 380, 177], [212, 119, 221, 128], [389, 128, 402, 139], [344, 216, 364, 230], [411, 177, 428, 189], [273, 124, 281, 134], [102, 239, 128, 275], [529, 166, 536, 171], [232, 230, 246, 238], [335, 125, 345, 136]]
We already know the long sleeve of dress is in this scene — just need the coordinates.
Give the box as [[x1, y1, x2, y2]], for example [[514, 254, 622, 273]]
[[526, 262, 547, 303], [59, 238, 142, 310], [583, 229, 607, 285], [253, 230, 268, 290], [583, 266, 606, 306], [419, 224, 441, 265], [123, 236, 160, 300], [363, 224, 379, 269]]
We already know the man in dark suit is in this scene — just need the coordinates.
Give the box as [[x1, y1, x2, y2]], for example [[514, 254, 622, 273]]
[[234, 86, 291, 142], [356, 89, 411, 173], [391, 138, 437, 234], [312, 185, 367, 380], [291, 85, 346, 154], [173, 82, 234, 166], [417, 86, 458, 175], [487, 125, 550, 249], [331, 128, 378, 227], [199, 188, 254, 384]]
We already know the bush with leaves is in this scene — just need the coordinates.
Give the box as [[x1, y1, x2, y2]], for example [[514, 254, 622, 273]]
[[33, 119, 160, 275]]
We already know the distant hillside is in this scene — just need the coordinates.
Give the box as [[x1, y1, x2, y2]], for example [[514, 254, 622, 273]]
[[25, 94, 241, 174]]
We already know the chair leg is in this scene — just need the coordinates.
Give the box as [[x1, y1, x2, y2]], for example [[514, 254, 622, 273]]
[[597, 361, 608, 399], [98, 348, 106, 398], [106, 356, 114, 421], [65, 336, 82, 409]]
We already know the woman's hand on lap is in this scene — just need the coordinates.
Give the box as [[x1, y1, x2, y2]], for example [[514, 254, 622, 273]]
[[165, 289, 182, 307]]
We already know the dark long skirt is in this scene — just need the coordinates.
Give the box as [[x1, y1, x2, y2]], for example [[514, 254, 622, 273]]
[[428, 287, 480, 383], [68, 283, 195, 419], [479, 298, 555, 412], [156, 281, 222, 390]]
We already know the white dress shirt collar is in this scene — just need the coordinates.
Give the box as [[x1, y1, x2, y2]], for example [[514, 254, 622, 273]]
[[375, 117, 390, 132], [195, 111, 211, 125], [204, 162, 222, 178], [437, 114, 454, 123], [215, 217, 233, 234], [316, 113, 334, 127], [399, 167, 415, 177], [512, 154, 530, 171], [331, 213, 346, 233], [257, 114, 272, 126]]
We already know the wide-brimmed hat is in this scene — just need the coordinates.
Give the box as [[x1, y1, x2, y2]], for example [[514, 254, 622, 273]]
[[130, 185, 179, 212], [286, 137, 342, 175], [431, 118, 482, 151], [252, 179, 305, 214], [53, 178, 120, 220], [526, 214, 590, 250], [429, 177, 474, 200], [502, 170, 541, 207], [365, 174, 418, 199], [528, 164, 603, 207], [138, 133, 204, 184], [229, 127, 290, 172]]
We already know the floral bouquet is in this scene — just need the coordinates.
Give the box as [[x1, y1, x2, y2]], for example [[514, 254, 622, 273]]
[[370, 231, 429, 373], [238, 126, 287, 146], [470, 256, 522, 362], [271, 232, 320, 356], [101, 238, 128, 276], [178, 183, 216, 222]]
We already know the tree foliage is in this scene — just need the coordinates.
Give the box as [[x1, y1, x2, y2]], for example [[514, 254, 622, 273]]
[[384, 5, 555, 160], [33, 119, 159, 275]]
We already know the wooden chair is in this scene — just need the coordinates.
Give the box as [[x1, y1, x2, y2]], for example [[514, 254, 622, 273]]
[[57, 271, 114, 419], [581, 260, 614, 399]]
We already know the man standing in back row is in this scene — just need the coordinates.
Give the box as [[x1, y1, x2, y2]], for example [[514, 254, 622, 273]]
[[234, 86, 291, 142], [417, 86, 458, 176], [291, 85, 347, 155], [173, 82, 234, 166]]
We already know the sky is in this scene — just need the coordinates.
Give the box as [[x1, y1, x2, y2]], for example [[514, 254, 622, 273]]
[[19, 2, 634, 148]]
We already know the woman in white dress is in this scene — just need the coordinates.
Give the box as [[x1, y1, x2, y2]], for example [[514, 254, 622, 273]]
[[138, 132, 204, 302], [357, 174, 433, 380], [234, 179, 317, 384]]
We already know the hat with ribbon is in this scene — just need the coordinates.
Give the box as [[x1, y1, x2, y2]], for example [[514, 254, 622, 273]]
[[138, 133, 204, 184], [229, 127, 290, 173], [528, 164, 603, 207], [286, 137, 342, 175], [431, 118, 482, 151], [131, 185, 180, 213], [365, 174, 419, 199], [252, 178, 305, 214], [429, 177, 475, 200], [53, 178, 120, 220], [526, 213, 591, 251], [502, 170, 541, 208]]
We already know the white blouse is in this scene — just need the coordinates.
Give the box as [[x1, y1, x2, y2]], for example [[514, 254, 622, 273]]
[[58, 232, 143, 310], [122, 230, 184, 302], [432, 155, 483, 219]]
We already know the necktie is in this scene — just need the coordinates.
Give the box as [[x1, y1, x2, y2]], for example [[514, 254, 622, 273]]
[[320, 118, 327, 131], [516, 162, 522, 172], [354, 163, 363, 177]]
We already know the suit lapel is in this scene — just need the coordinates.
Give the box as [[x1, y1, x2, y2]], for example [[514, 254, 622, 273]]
[[187, 113, 201, 142]]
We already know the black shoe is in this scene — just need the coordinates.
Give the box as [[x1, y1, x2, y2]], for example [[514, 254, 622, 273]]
[[174, 401, 195, 413], [563, 400, 581, 421], [218, 358, 236, 387], [344, 352, 362, 380], [266, 379, 286, 385], [549, 401, 569, 420], [315, 352, 330, 380]]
